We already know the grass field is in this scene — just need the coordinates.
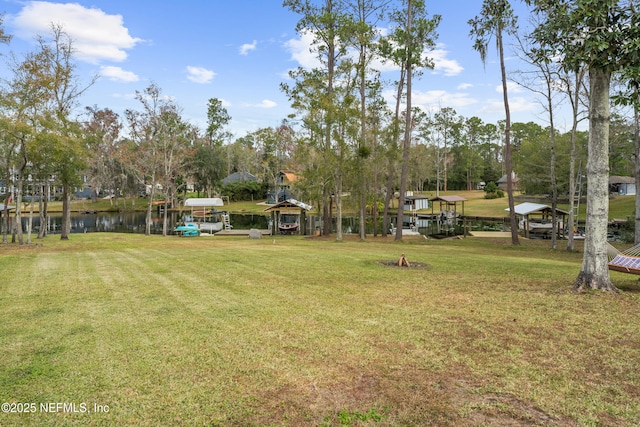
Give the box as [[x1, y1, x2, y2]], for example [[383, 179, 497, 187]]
[[1, 233, 639, 426]]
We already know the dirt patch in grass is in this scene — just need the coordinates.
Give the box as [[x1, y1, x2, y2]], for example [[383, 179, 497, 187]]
[[250, 365, 574, 426], [455, 389, 576, 426], [0, 242, 44, 257], [305, 234, 425, 242], [378, 259, 430, 268]]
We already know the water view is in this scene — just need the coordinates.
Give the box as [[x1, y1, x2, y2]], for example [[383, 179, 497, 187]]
[[17, 211, 270, 235]]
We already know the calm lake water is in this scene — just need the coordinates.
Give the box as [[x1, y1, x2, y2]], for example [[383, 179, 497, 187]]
[[17, 211, 269, 235], [15, 211, 427, 236], [13, 211, 515, 237]]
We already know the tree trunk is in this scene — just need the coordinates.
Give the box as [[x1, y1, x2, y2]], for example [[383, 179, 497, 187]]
[[547, 71, 558, 250], [145, 183, 155, 236], [38, 183, 49, 239], [574, 68, 617, 292], [372, 130, 379, 237], [358, 32, 367, 242], [60, 183, 71, 240], [443, 131, 448, 192], [27, 186, 35, 245], [1, 192, 8, 244], [634, 104, 640, 245], [383, 60, 406, 238], [395, 0, 412, 242], [15, 174, 24, 245], [567, 125, 578, 251], [335, 174, 343, 242], [566, 69, 585, 252], [382, 158, 394, 237], [37, 184, 44, 239], [323, 187, 331, 236], [162, 198, 169, 237], [498, 29, 519, 246]]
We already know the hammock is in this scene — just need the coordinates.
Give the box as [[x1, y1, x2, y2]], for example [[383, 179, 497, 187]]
[[607, 242, 640, 275]]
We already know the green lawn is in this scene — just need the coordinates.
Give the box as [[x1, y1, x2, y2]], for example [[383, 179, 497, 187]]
[[1, 234, 638, 426]]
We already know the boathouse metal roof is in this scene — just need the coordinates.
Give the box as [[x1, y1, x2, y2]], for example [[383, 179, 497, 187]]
[[506, 202, 569, 216], [263, 199, 312, 213], [184, 198, 224, 207]]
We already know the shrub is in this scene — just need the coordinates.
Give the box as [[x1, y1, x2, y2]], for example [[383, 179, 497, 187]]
[[483, 181, 503, 199], [222, 181, 268, 201]]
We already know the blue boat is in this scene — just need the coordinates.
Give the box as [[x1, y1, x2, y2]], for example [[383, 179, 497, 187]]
[[174, 223, 199, 237]]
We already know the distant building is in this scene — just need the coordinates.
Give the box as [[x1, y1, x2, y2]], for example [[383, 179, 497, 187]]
[[74, 186, 94, 199], [497, 172, 519, 191], [222, 171, 257, 185], [267, 170, 298, 204], [609, 176, 636, 196], [404, 193, 430, 211]]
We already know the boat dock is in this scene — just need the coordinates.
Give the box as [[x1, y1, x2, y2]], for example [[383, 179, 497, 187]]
[[214, 229, 271, 236]]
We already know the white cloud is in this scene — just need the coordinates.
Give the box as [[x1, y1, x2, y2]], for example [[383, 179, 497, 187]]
[[382, 89, 478, 115], [370, 55, 401, 73], [255, 99, 277, 109], [457, 83, 473, 90], [112, 92, 137, 100], [284, 29, 321, 69], [367, 43, 463, 76], [100, 66, 139, 83], [496, 81, 524, 94], [429, 47, 463, 76], [245, 99, 278, 108], [283, 31, 463, 92], [479, 96, 537, 114], [186, 66, 216, 84], [11, 1, 143, 63], [240, 40, 257, 55], [412, 90, 478, 109]]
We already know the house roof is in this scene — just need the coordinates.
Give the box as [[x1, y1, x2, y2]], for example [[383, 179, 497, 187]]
[[506, 202, 569, 216], [184, 197, 224, 207], [406, 195, 430, 201], [280, 170, 298, 183], [609, 176, 634, 184], [222, 171, 257, 185], [263, 198, 312, 213], [430, 195, 467, 202], [497, 172, 519, 183]]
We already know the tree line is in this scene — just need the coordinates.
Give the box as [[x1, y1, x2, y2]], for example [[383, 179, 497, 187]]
[[1, 1, 639, 293]]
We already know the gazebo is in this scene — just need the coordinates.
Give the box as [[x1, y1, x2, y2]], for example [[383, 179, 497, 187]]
[[506, 202, 568, 239], [429, 195, 467, 236], [430, 195, 466, 215], [263, 199, 312, 235]]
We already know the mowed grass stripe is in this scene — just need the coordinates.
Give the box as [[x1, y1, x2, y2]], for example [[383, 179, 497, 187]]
[[0, 234, 638, 426]]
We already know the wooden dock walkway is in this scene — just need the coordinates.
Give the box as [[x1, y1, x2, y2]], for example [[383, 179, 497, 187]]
[[215, 229, 271, 236], [468, 231, 512, 238]]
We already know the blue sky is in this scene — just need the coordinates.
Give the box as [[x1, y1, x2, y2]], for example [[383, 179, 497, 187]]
[[0, 0, 565, 139]]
